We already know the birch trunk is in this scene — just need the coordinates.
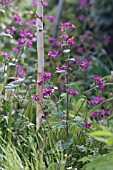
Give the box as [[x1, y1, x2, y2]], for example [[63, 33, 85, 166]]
[[36, 0, 44, 130]]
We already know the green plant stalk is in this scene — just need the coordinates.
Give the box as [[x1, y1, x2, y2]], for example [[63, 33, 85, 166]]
[[66, 52, 70, 140], [7, 103, 12, 143]]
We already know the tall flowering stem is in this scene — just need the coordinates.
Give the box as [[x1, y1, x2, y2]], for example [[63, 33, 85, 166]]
[[66, 52, 70, 140], [36, 0, 44, 130]]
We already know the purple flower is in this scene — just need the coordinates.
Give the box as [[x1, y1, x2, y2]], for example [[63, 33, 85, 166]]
[[26, 40, 33, 47], [12, 46, 20, 52], [92, 75, 104, 89], [104, 35, 111, 42], [49, 37, 55, 43], [91, 110, 110, 119], [43, 88, 54, 96], [42, 72, 52, 82], [4, 28, 11, 34], [1, 52, 12, 58], [68, 38, 75, 45], [59, 21, 76, 32], [98, 81, 105, 89], [79, 61, 88, 69], [56, 65, 72, 72], [12, 14, 22, 25], [45, 15, 55, 22], [43, 1, 48, 6], [54, 41, 62, 46], [59, 34, 69, 40], [77, 14, 86, 21], [26, 19, 36, 26], [82, 122, 92, 128], [80, 0, 88, 4], [32, 0, 37, 6], [32, 94, 39, 100], [66, 88, 78, 95], [90, 43, 96, 48], [16, 64, 25, 73], [48, 49, 62, 58], [88, 96, 104, 105], [77, 47, 83, 54], [7, 0, 12, 4]]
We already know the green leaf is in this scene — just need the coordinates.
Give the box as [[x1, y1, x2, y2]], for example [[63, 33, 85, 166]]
[[0, 84, 3, 91], [91, 131, 112, 137], [24, 95, 33, 122]]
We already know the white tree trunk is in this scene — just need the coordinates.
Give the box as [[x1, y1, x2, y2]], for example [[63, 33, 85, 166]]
[[36, 0, 44, 130]]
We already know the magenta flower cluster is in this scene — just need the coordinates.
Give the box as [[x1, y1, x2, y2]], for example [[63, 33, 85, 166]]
[[48, 49, 62, 59], [32, 94, 39, 100], [4, 26, 17, 35], [13, 28, 34, 52], [59, 21, 76, 32], [56, 65, 72, 72], [82, 122, 92, 128], [1, 52, 12, 58], [91, 110, 110, 119], [43, 88, 54, 96], [45, 15, 55, 22], [32, 0, 48, 6], [88, 96, 104, 105], [38, 72, 52, 85], [92, 75, 104, 89], [66, 88, 78, 96], [12, 14, 22, 25]]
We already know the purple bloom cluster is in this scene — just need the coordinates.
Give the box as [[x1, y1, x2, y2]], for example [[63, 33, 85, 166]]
[[49, 37, 62, 46], [48, 49, 62, 59], [56, 65, 72, 72], [32, 0, 48, 6], [73, 56, 89, 69], [67, 38, 75, 46], [91, 110, 110, 119], [79, 61, 88, 69], [12, 14, 22, 25], [38, 72, 52, 85], [88, 96, 104, 105], [92, 75, 104, 89], [13, 28, 34, 52], [26, 19, 36, 26], [104, 34, 111, 42], [32, 94, 39, 100], [4, 26, 17, 35], [59, 21, 76, 32], [45, 15, 55, 22], [66, 88, 78, 95], [1, 52, 12, 58], [15, 64, 25, 78], [43, 88, 54, 96], [77, 0, 93, 11], [77, 14, 86, 22], [82, 122, 92, 128]]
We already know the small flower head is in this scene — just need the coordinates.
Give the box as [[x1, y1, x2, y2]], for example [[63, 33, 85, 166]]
[[45, 15, 55, 22], [48, 49, 62, 59], [82, 122, 92, 128], [66, 88, 78, 95], [43, 88, 54, 96], [12, 14, 22, 25], [59, 21, 76, 32], [91, 110, 110, 119], [79, 61, 88, 69], [92, 75, 104, 89], [88, 96, 104, 105], [32, 94, 39, 100]]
